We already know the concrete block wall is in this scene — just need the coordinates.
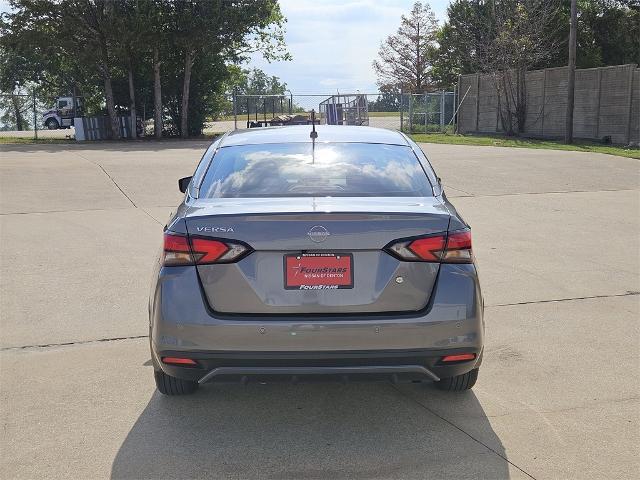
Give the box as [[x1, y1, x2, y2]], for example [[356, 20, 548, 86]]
[[597, 65, 636, 144], [541, 67, 569, 138], [523, 70, 545, 135], [457, 64, 639, 145], [458, 74, 479, 133], [477, 75, 499, 132], [572, 68, 600, 139], [630, 70, 640, 144]]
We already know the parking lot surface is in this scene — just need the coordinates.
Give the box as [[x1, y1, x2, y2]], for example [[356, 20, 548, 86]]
[[1, 140, 638, 479]]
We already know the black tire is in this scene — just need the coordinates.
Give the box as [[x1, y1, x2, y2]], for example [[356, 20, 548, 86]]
[[154, 370, 198, 395], [435, 368, 478, 392], [45, 118, 59, 130]]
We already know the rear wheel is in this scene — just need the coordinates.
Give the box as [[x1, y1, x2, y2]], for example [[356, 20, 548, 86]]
[[154, 370, 198, 395], [435, 368, 478, 391]]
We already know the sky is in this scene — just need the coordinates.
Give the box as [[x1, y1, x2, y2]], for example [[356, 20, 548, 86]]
[[0, 0, 451, 93], [250, 0, 450, 93]]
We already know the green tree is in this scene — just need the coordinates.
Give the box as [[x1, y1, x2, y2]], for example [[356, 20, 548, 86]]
[[430, 0, 493, 88], [2, 0, 125, 138], [430, 0, 562, 134], [233, 67, 287, 95], [372, 1, 439, 93], [226, 66, 288, 118], [111, 0, 157, 138], [368, 89, 402, 112], [171, 0, 289, 137], [432, 0, 640, 87], [574, 0, 640, 67], [0, 46, 32, 130], [1, 0, 290, 138]]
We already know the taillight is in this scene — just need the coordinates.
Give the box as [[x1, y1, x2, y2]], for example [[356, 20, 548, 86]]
[[442, 230, 472, 263], [162, 232, 250, 266], [163, 232, 192, 266], [408, 235, 446, 261], [190, 238, 229, 264], [386, 229, 472, 263]]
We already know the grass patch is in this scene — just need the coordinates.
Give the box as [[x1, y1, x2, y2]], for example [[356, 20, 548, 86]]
[[368, 111, 401, 117], [197, 132, 226, 139], [411, 133, 640, 159], [0, 136, 76, 145], [0, 134, 225, 145], [207, 115, 236, 122]]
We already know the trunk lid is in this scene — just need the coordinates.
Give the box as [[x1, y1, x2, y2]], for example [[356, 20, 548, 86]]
[[184, 197, 450, 315]]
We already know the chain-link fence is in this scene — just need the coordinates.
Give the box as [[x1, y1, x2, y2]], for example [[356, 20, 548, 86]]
[[201, 91, 457, 136], [3, 90, 458, 140], [0, 92, 77, 140], [404, 91, 457, 134]]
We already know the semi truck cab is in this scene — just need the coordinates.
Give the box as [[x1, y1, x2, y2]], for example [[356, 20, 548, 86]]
[[43, 96, 83, 129]]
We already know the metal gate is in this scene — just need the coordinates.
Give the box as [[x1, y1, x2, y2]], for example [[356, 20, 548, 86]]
[[229, 91, 456, 134]]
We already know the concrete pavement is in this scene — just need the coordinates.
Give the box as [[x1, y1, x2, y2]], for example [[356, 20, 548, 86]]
[[1, 141, 638, 479]]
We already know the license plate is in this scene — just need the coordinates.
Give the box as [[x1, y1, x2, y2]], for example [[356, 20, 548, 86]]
[[284, 253, 353, 290]]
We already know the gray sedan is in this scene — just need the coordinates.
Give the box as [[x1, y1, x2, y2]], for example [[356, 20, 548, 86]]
[[149, 125, 484, 395]]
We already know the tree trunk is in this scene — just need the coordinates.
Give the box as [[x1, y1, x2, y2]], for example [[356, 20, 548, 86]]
[[153, 46, 162, 139], [127, 55, 137, 139], [180, 49, 194, 138], [499, 73, 514, 136], [98, 30, 120, 140], [10, 94, 24, 131], [103, 72, 121, 140]]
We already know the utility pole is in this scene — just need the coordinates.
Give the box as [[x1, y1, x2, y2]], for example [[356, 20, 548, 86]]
[[565, 0, 577, 144]]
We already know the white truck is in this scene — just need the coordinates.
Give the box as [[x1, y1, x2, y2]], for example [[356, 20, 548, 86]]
[[42, 96, 83, 129]]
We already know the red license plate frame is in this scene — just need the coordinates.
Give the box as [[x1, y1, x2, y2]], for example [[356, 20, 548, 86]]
[[284, 253, 354, 290]]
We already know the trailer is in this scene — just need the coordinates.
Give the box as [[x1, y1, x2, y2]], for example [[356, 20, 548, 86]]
[[319, 94, 368, 126]]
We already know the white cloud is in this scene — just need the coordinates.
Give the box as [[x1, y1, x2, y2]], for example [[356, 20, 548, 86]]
[[249, 0, 450, 94], [0, 0, 12, 14], [319, 78, 341, 87]]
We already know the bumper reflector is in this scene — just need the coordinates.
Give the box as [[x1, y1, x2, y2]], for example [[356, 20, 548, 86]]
[[441, 353, 476, 363], [162, 357, 198, 366]]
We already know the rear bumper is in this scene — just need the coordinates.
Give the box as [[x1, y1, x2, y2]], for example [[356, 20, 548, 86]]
[[153, 348, 483, 384], [149, 262, 484, 381]]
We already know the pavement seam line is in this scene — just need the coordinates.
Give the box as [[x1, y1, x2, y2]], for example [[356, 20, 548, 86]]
[[140, 207, 164, 225], [389, 384, 538, 480], [95, 162, 138, 208], [72, 152, 164, 225], [72, 151, 138, 208], [1, 335, 149, 352], [536, 395, 640, 415], [0, 206, 136, 216], [0, 205, 176, 217], [4, 295, 636, 351], [442, 183, 474, 195], [486, 291, 639, 308]]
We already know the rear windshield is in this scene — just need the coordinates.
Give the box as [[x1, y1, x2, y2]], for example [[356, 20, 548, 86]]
[[198, 143, 433, 198]]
